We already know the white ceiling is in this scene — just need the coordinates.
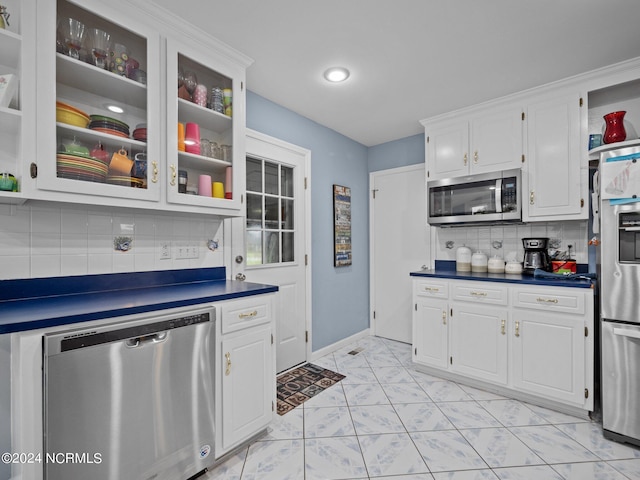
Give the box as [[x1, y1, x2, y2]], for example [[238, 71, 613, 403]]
[[150, 0, 640, 147]]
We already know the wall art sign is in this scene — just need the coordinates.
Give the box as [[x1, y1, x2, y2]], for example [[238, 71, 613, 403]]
[[333, 184, 352, 267]]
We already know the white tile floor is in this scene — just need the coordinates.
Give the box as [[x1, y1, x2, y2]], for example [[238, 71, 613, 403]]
[[204, 335, 640, 479]]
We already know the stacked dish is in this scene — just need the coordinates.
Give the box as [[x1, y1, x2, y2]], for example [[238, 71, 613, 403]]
[[88, 115, 130, 138], [132, 123, 147, 142], [56, 152, 108, 183], [56, 101, 90, 128], [107, 175, 145, 188]]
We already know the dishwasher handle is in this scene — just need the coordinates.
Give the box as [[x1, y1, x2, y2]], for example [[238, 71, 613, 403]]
[[125, 331, 168, 348], [613, 327, 640, 340]]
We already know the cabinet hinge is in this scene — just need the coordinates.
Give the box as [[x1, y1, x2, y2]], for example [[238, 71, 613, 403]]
[[414, 347, 417, 355], [580, 198, 585, 208], [271, 334, 274, 345], [241, 194, 244, 204], [585, 388, 589, 399], [305, 330, 309, 343], [426, 136, 430, 143], [305, 254, 308, 266], [272, 401, 274, 412], [450, 356, 453, 365], [427, 170, 430, 178], [415, 303, 417, 311], [372, 189, 378, 199], [30, 163, 38, 178], [241, 81, 244, 92], [521, 154, 525, 163], [304, 177, 308, 189], [579, 97, 583, 107], [521, 112, 525, 121], [585, 326, 588, 337], [373, 310, 376, 319], [450, 308, 453, 317]]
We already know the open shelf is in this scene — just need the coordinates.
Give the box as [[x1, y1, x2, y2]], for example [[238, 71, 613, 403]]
[[0, 29, 21, 69]]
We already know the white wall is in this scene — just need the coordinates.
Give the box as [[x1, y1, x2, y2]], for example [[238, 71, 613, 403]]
[[434, 220, 589, 265], [0, 201, 225, 280]]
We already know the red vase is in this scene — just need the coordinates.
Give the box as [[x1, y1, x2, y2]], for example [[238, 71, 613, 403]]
[[603, 111, 627, 144]]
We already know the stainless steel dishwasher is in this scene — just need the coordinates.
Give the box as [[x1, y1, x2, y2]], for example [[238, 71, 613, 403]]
[[43, 305, 216, 480]]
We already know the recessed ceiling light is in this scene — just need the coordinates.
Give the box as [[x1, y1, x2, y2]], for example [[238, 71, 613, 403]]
[[106, 104, 124, 114], [323, 67, 350, 83]]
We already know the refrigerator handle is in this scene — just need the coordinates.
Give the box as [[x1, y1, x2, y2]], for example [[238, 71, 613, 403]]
[[613, 327, 640, 340]]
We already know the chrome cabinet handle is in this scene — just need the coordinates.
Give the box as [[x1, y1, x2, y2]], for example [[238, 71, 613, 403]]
[[470, 291, 488, 297], [225, 352, 231, 376], [442, 310, 447, 325], [151, 161, 158, 183], [501, 319, 506, 335], [515, 321, 520, 337], [239, 310, 258, 319], [530, 190, 535, 205], [536, 297, 559, 304], [463, 153, 468, 166], [170, 164, 177, 186], [474, 151, 478, 164]]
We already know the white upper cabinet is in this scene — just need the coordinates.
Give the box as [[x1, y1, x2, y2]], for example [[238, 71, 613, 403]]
[[21, 0, 251, 215], [523, 92, 586, 221], [424, 106, 523, 181]]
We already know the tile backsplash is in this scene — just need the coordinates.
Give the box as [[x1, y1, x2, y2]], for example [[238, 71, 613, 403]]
[[434, 221, 589, 264], [0, 201, 225, 280]]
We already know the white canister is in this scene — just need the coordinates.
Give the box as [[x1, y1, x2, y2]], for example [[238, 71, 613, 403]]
[[505, 261, 523, 274], [488, 256, 505, 273], [456, 245, 472, 272], [471, 251, 488, 272]]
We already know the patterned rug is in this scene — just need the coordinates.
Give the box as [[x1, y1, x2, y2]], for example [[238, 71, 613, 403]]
[[276, 363, 345, 415]]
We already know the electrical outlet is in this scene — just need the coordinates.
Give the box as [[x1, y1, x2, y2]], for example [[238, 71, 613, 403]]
[[159, 242, 171, 260], [174, 241, 199, 259]]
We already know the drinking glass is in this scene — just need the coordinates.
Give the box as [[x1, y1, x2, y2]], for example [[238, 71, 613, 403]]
[[183, 71, 197, 97], [90, 28, 111, 69], [62, 17, 86, 60]]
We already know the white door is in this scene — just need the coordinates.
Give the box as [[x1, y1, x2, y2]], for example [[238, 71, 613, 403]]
[[370, 164, 431, 343], [229, 130, 310, 373]]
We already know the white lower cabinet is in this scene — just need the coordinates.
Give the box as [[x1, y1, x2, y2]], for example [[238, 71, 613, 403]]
[[217, 295, 275, 456], [450, 303, 508, 385], [412, 277, 593, 413]]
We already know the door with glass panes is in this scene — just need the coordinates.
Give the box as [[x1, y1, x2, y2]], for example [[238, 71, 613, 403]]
[[240, 131, 309, 373]]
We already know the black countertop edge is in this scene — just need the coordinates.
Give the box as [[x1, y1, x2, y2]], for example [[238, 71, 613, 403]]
[[410, 269, 593, 288], [0, 275, 278, 334]]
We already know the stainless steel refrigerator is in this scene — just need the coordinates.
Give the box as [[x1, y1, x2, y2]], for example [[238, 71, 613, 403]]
[[599, 143, 640, 446]]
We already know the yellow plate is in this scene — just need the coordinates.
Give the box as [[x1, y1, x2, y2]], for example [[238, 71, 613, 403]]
[[56, 107, 90, 128]]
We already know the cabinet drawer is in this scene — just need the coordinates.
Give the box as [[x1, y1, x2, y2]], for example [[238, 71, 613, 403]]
[[415, 280, 449, 299], [451, 282, 508, 305], [512, 287, 585, 315], [221, 296, 271, 334]]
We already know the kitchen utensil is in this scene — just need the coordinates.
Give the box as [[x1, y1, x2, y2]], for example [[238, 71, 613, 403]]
[[522, 237, 551, 274], [212, 181, 224, 198], [456, 245, 472, 272], [89, 28, 110, 69], [198, 175, 212, 196], [471, 251, 488, 272], [108, 149, 133, 175], [488, 256, 505, 273], [62, 17, 85, 60], [505, 261, 523, 274]]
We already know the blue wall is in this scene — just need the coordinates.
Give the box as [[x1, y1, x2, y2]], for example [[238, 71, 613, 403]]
[[247, 91, 370, 351], [367, 133, 425, 172]]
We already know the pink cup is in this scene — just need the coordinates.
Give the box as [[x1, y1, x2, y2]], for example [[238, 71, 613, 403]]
[[185, 122, 200, 154], [198, 175, 212, 196]]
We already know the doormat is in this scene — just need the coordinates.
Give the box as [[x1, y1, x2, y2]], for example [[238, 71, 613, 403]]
[[276, 363, 345, 415]]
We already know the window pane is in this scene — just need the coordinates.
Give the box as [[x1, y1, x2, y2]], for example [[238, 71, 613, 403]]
[[246, 157, 262, 192], [282, 198, 294, 230], [247, 231, 263, 266], [265, 161, 278, 195], [264, 231, 280, 264], [282, 232, 294, 262], [246, 193, 263, 229], [264, 196, 279, 229], [281, 166, 294, 197]]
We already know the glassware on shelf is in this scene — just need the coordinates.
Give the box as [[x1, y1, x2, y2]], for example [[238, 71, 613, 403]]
[[178, 66, 184, 88], [210, 87, 224, 113], [193, 84, 207, 107], [109, 43, 129, 76], [223, 88, 232, 116], [0, 5, 10, 29], [183, 71, 197, 99], [62, 17, 86, 60], [90, 28, 111, 69]]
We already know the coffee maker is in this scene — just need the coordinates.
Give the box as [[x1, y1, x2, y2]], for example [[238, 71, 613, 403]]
[[522, 237, 551, 274]]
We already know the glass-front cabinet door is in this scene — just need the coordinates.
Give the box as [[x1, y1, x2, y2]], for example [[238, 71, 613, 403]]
[[34, 0, 161, 202], [165, 37, 246, 212]]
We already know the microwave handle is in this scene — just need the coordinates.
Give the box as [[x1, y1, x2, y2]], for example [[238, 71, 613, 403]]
[[495, 178, 503, 213]]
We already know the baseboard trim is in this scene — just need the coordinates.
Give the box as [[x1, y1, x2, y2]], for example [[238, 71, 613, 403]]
[[309, 328, 371, 362]]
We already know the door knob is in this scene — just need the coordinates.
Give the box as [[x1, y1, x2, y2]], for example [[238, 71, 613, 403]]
[[235, 273, 246, 281]]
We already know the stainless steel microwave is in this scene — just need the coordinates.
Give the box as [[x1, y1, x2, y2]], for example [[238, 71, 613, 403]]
[[427, 169, 522, 226]]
